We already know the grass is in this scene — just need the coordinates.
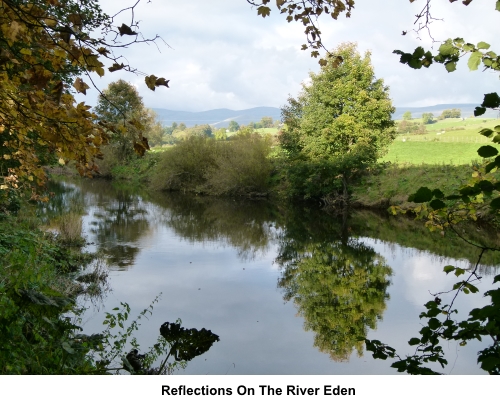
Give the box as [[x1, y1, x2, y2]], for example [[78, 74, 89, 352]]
[[351, 163, 476, 208], [381, 142, 483, 165]]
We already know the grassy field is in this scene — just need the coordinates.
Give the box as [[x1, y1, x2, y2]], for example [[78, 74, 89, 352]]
[[385, 118, 500, 165], [381, 142, 484, 165], [351, 163, 478, 208]]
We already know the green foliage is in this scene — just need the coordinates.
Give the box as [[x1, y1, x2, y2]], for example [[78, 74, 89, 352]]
[[421, 112, 436, 125], [396, 119, 426, 135], [364, 0, 500, 375], [278, 236, 392, 361], [439, 109, 461, 120], [94, 80, 152, 162], [402, 111, 413, 121], [279, 42, 395, 203], [150, 133, 272, 196], [0, 212, 98, 374], [228, 120, 240, 132]]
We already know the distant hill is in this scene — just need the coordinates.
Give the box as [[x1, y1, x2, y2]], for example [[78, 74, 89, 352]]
[[152, 107, 281, 129], [151, 104, 499, 128], [394, 104, 499, 120]]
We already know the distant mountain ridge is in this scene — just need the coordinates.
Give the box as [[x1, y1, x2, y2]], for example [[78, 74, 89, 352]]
[[394, 104, 498, 120], [152, 104, 498, 128], [152, 106, 281, 129]]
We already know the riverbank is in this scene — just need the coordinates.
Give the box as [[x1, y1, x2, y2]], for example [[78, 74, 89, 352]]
[[0, 206, 103, 373], [52, 151, 481, 210]]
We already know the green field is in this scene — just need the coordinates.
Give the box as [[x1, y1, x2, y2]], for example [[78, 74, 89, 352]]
[[385, 118, 500, 165], [382, 142, 484, 165]]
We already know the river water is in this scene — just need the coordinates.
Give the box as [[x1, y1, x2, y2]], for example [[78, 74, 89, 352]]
[[42, 179, 500, 374]]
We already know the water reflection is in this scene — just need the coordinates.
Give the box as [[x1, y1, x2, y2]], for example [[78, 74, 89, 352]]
[[41, 179, 499, 373], [276, 210, 392, 360]]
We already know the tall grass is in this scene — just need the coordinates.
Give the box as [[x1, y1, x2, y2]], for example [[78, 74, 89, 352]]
[[150, 134, 272, 196]]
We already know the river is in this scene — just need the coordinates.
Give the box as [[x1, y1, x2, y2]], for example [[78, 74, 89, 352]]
[[41, 179, 500, 374]]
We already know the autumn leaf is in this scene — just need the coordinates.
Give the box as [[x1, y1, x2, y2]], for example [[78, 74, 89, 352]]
[[73, 77, 90, 95], [155, 77, 170, 88], [118, 23, 137, 36], [257, 6, 271, 17], [145, 75, 158, 90], [108, 63, 125, 72]]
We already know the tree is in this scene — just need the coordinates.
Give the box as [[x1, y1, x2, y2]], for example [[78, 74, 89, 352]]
[[402, 111, 413, 121], [421, 112, 435, 125], [228, 120, 240, 132], [280, 42, 395, 203], [259, 116, 274, 128], [214, 128, 227, 140], [250, 1, 500, 373], [439, 108, 461, 119], [94, 80, 152, 161], [0, 0, 169, 195], [143, 109, 165, 147]]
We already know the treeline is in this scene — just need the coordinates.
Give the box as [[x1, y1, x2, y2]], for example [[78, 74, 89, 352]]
[[397, 109, 462, 134]]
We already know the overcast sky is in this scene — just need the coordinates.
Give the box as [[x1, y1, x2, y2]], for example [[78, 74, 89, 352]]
[[82, 0, 500, 112]]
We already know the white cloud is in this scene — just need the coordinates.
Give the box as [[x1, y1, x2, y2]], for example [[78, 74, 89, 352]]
[[79, 0, 500, 111]]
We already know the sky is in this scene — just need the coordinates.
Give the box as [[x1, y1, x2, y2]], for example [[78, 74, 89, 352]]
[[81, 0, 500, 112]]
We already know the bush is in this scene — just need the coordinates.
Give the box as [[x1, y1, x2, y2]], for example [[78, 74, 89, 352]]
[[150, 133, 272, 196]]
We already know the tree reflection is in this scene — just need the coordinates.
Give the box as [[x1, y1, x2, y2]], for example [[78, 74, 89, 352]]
[[85, 184, 149, 269], [150, 192, 276, 261], [277, 210, 392, 361]]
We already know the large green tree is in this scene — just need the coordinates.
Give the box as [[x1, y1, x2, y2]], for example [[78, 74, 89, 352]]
[[280, 42, 395, 203]]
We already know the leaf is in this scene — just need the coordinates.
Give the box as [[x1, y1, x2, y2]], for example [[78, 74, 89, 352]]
[[118, 23, 137, 36], [408, 338, 421, 346], [478, 180, 494, 192], [428, 318, 441, 330], [108, 63, 125, 72], [496, 1, 500, 12], [445, 62, 456, 72], [409, 187, 433, 203], [481, 93, 500, 109], [490, 197, 500, 209], [479, 128, 494, 137], [257, 6, 271, 17], [429, 199, 446, 210], [72, 77, 89, 95], [474, 107, 486, 117], [438, 42, 456, 56], [477, 41, 490, 50], [477, 145, 499, 158], [155, 77, 170, 88], [432, 189, 445, 199], [62, 341, 75, 354], [145, 75, 158, 91], [467, 51, 482, 71]]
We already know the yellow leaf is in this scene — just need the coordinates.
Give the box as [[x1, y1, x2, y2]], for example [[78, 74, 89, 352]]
[[73, 77, 90, 95], [20, 48, 32, 56], [44, 18, 57, 28], [54, 48, 67, 58], [145, 75, 157, 91], [58, 158, 65, 165], [8, 21, 23, 43]]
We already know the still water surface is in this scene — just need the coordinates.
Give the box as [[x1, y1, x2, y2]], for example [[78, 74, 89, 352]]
[[44, 179, 499, 374]]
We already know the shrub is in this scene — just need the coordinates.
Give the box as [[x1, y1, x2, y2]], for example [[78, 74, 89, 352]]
[[150, 133, 272, 196]]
